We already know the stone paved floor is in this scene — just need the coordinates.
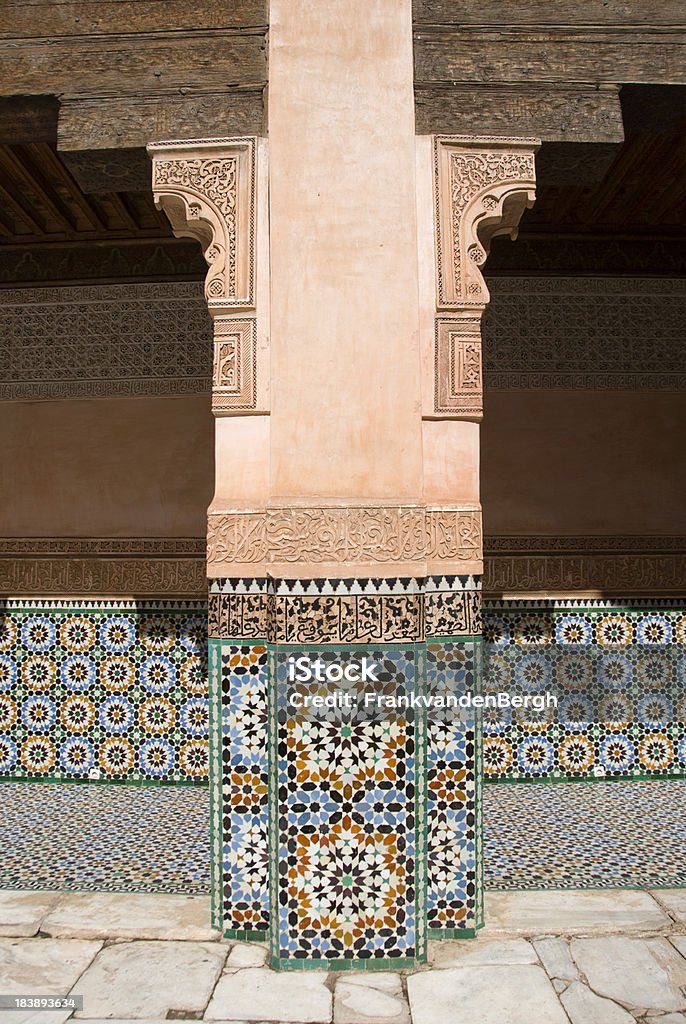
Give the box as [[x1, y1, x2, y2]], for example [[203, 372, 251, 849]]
[[1, 889, 686, 1023], [1, 779, 685, 894]]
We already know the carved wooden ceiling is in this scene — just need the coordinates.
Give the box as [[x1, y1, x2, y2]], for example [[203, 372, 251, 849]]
[[0, 142, 171, 244], [521, 130, 686, 238]]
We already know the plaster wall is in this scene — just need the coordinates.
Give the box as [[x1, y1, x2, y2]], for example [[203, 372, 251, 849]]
[[481, 390, 686, 536], [267, 0, 423, 501], [0, 395, 213, 537]]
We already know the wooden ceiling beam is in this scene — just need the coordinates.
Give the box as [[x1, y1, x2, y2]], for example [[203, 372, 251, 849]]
[[414, 29, 686, 86], [0, 95, 58, 144], [0, 143, 78, 233], [1, 1, 267, 39], [56, 90, 264, 192], [0, 32, 266, 98], [413, 0, 686, 27], [415, 84, 624, 143]]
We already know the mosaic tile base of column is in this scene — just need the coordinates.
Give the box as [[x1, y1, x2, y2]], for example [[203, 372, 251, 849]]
[[269, 578, 428, 970], [425, 575, 483, 939], [208, 578, 270, 940], [270, 641, 426, 968]]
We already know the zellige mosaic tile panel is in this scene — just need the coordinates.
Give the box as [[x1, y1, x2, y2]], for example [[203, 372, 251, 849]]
[[0, 600, 208, 783]]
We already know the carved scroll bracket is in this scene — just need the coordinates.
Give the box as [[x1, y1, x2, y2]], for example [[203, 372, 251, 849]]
[[148, 138, 256, 314], [431, 135, 539, 420]]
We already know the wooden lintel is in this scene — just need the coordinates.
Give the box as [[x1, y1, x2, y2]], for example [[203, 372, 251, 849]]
[[0, 33, 266, 99], [0, 95, 59, 144], [58, 91, 264, 155], [413, 0, 686, 27], [414, 30, 686, 86], [57, 148, 152, 193], [535, 141, 622, 187], [415, 84, 624, 143]]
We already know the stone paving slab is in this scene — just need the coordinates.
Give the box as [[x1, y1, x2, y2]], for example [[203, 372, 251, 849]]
[[0, 937, 102, 1024], [73, 940, 227, 1019], [334, 973, 409, 1024], [560, 980, 635, 1024], [428, 936, 537, 968], [654, 889, 686, 926], [483, 890, 670, 936], [570, 936, 686, 1013], [0, 890, 61, 937], [408, 964, 569, 1024], [205, 967, 332, 1022], [40, 892, 218, 941]]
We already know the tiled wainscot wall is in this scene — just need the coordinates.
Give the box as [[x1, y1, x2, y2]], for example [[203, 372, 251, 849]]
[[0, 600, 208, 783], [483, 600, 686, 782], [1, 598, 684, 788]]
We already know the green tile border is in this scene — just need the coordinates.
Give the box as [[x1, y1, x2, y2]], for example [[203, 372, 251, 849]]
[[270, 955, 422, 972], [225, 927, 269, 941], [428, 925, 481, 940], [208, 639, 223, 931]]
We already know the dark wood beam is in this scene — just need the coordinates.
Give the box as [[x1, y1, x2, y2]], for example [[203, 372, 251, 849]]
[[415, 84, 624, 143], [2, 1, 267, 38], [413, 0, 686, 27], [0, 95, 58, 144], [414, 28, 686, 86], [56, 90, 264, 192], [0, 32, 266, 98]]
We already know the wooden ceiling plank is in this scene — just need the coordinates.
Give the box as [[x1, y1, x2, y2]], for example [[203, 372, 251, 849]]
[[23, 141, 108, 231], [0, 181, 45, 235], [0, 33, 267, 98], [1, 1, 268, 39], [0, 144, 78, 234], [413, 0, 686, 27], [94, 192, 141, 232]]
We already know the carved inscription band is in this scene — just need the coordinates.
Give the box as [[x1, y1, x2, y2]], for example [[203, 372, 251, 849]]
[[207, 576, 483, 643], [207, 507, 483, 566]]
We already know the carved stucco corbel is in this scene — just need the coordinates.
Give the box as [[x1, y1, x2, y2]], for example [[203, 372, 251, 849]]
[[148, 138, 255, 311], [432, 135, 539, 420], [148, 138, 259, 415]]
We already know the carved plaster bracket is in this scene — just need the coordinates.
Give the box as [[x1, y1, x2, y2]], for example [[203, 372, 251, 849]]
[[148, 138, 260, 415], [432, 136, 539, 420]]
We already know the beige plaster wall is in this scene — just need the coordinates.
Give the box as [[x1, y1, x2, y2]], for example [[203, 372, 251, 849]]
[[482, 390, 686, 536], [267, 0, 423, 502], [1, 395, 213, 536]]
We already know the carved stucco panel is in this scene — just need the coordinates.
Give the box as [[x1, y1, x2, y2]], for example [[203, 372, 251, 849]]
[[207, 506, 483, 567], [430, 135, 538, 422], [149, 138, 255, 313]]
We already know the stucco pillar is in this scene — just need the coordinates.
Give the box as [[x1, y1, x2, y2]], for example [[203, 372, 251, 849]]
[[150, 2, 538, 969]]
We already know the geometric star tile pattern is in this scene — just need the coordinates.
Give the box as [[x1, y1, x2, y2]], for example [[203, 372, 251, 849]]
[[483, 600, 686, 782], [0, 600, 208, 784]]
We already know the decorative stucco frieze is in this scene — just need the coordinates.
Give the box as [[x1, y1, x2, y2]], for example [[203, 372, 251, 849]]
[[430, 136, 538, 421], [0, 538, 205, 594], [0, 282, 211, 402], [206, 506, 482, 567]]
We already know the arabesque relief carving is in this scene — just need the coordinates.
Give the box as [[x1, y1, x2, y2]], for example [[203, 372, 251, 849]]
[[149, 138, 255, 312], [212, 319, 256, 412], [207, 507, 482, 567], [431, 136, 538, 420]]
